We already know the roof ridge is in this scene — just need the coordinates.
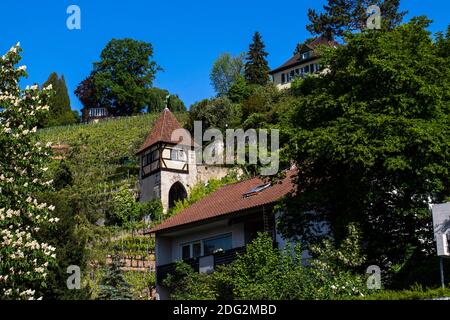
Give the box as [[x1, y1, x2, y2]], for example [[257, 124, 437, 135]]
[[160, 108, 167, 141], [190, 170, 290, 203]]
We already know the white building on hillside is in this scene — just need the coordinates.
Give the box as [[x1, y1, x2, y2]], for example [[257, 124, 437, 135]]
[[270, 35, 338, 89]]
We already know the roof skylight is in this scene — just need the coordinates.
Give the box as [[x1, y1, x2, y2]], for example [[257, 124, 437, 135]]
[[242, 183, 271, 198]]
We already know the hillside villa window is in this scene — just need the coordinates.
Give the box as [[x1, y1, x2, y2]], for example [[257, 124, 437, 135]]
[[281, 73, 286, 84], [298, 63, 320, 78], [301, 51, 312, 60], [289, 70, 295, 81], [88, 107, 108, 118], [180, 233, 232, 260]]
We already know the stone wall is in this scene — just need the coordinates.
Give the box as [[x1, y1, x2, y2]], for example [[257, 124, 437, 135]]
[[196, 165, 231, 185]]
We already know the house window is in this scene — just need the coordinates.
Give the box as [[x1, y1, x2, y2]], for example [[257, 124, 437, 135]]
[[193, 242, 202, 258], [180, 233, 232, 259], [281, 73, 285, 84], [289, 70, 295, 82], [182, 245, 191, 260], [302, 51, 311, 60], [203, 233, 232, 255], [305, 65, 310, 74], [181, 241, 201, 260]]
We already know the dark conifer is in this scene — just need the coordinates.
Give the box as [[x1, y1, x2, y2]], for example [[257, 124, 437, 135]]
[[244, 32, 270, 85]]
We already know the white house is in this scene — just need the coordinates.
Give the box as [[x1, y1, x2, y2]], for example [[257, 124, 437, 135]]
[[147, 168, 297, 299], [269, 35, 338, 89]]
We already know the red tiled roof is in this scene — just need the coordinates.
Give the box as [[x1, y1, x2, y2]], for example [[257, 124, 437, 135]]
[[148, 169, 297, 234], [269, 35, 339, 75], [137, 108, 191, 154]]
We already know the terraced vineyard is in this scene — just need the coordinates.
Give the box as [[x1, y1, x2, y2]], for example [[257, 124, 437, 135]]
[[39, 113, 188, 163], [38, 112, 188, 189], [37, 113, 188, 299]]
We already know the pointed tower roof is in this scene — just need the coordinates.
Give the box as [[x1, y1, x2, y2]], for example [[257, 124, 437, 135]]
[[137, 108, 192, 154]]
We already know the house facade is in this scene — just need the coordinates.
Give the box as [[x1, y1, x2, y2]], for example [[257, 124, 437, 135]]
[[270, 35, 338, 89], [147, 168, 297, 300]]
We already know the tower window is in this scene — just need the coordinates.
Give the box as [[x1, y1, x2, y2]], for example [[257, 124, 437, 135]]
[[143, 149, 160, 166], [170, 149, 186, 161], [141, 148, 161, 177]]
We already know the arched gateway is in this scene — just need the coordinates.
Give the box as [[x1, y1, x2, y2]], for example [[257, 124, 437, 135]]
[[168, 182, 187, 209]]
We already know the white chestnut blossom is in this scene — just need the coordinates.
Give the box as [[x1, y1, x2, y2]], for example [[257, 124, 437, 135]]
[[0, 42, 57, 300]]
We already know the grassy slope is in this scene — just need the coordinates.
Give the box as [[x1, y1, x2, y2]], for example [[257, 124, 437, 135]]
[[37, 113, 188, 299], [39, 114, 160, 161], [38, 113, 188, 184]]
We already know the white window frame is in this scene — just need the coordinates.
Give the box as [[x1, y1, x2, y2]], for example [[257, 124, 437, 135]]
[[180, 233, 232, 259], [170, 148, 187, 162]]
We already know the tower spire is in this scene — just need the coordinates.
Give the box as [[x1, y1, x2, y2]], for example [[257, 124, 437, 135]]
[[165, 94, 170, 110]]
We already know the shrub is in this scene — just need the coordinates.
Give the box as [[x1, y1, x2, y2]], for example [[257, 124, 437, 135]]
[[357, 284, 450, 300], [162, 225, 369, 300], [98, 254, 132, 300], [168, 174, 239, 217]]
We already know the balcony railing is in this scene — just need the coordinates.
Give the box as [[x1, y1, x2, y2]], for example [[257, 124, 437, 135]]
[[156, 246, 246, 285]]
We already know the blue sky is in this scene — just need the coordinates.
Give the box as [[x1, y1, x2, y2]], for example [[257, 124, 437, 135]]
[[1, 0, 449, 111]]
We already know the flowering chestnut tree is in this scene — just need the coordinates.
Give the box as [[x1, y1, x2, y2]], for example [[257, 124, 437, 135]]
[[0, 43, 57, 300]]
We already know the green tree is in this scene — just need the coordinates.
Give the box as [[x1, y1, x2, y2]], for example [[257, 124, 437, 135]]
[[210, 53, 245, 96], [39, 73, 78, 127], [39, 185, 91, 300], [0, 43, 57, 300], [241, 83, 280, 121], [139, 199, 163, 225], [108, 187, 163, 230], [75, 75, 98, 121], [163, 261, 218, 300], [293, 37, 316, 55], [187, 97, 242, 133], [307, 0, 406, 39], [163, 229, 368, 300], [147, 87, 186, 113], [280, 18, 450, 282], [108, 187, 140, 229], [228, 75, 253, 104], [244, 32, 270, 85], [78, 38, 160, 117], [98, 254, 132, 300], [436, 25, 450, 58]]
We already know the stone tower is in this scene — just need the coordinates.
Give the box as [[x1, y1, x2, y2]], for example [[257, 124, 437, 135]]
[[137, 108, 198, 212]]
